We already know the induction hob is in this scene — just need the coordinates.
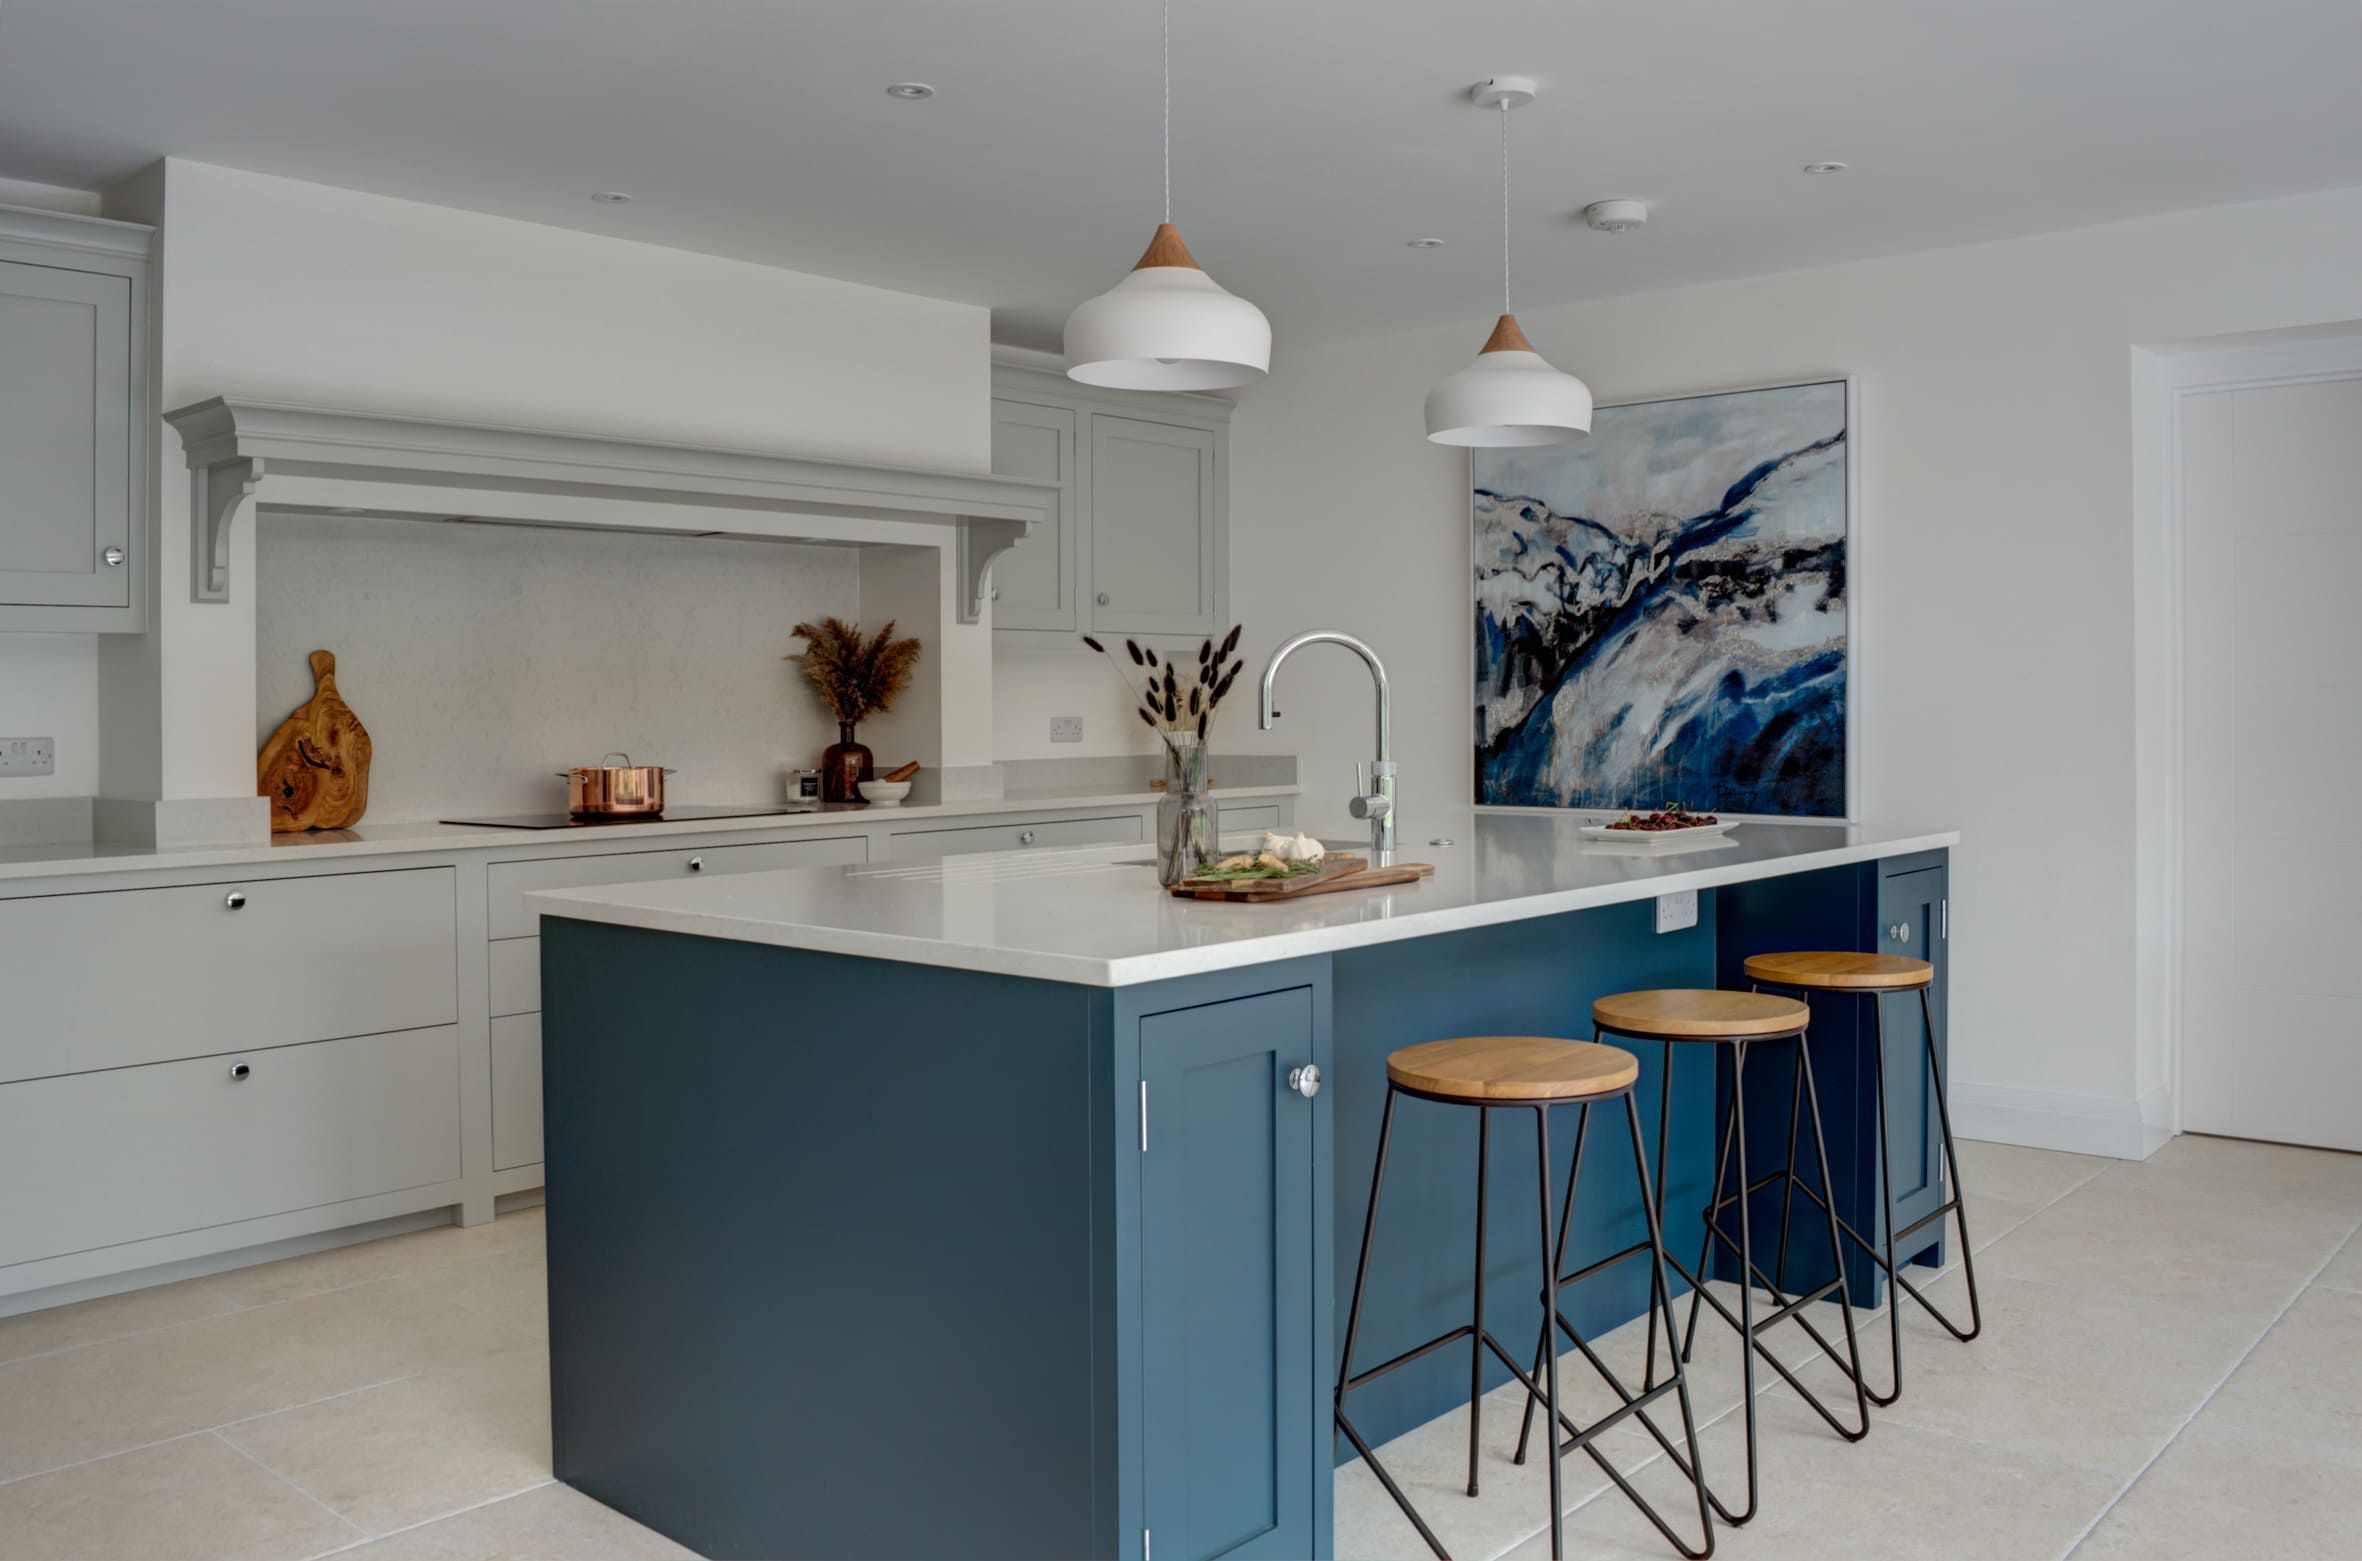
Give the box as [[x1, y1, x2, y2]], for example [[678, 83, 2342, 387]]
[[441, 803, 823, 831]]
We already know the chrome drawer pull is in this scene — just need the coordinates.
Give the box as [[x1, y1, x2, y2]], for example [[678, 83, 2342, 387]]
[[228, 1060, 252, 1082], [224, 891, 247, 911]]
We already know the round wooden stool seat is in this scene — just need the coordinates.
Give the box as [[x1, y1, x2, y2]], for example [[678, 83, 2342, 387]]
[[1592, 988, 1808, 1042], [1386, 1035, 1640, 1104], [1744, 951, 1934, 992]]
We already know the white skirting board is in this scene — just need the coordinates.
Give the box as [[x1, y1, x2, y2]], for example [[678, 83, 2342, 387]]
[[1952, 1079, 2174, 1161]]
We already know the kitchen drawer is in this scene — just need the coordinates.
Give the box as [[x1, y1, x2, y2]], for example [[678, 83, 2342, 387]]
[[487, 835, 868, 939], [885, 813, 1142, 861], [491, 1012, 542, 1171], [1215, 803, 1281, 837], [0, 867, 457, 1085], [489, 937, 540, 1017], [0, 1025, 462, 1270]]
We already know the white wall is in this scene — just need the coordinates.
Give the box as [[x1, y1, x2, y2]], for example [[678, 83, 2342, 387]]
[[98, 159, 989, 821], [1225, 182, 2362, 1149], [0, 636, 98, 799], [255, 516, 858, 820]]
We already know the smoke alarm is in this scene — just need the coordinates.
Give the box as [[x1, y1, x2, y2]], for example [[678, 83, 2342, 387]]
[[1582, 199, 1649, 234]]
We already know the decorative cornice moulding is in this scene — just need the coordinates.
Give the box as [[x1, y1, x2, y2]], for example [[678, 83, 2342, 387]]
[[163, 397, 1056, 615]]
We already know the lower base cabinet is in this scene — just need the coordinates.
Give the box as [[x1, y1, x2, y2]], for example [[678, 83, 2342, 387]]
[[0, 1025, 461, 1269]]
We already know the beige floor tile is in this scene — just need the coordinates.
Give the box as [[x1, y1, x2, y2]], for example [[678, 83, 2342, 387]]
[[0, 1272, 526, 1480], [0, 1433, 360, 1561], [2317, 1232, 2362, 1294], [334, 1480, 697, 1560], [1975, 1175, 2350, 1324], [2202, 1285, 2362, 1453], [2073, 1422, 2362, 1560], [222, 1345, 551, 1535], [0, 1277, 240, 1365], [2089, 1132, 2362, 1218], [1962, 1192, 2041, 1253], [1506, 1389, 2120, 1561], [201, 1206, 546, 1309], [1794, 1270, 2262, 1475], [1954, 1138, 2112, 1208], [424, 1247, 547, 1339]]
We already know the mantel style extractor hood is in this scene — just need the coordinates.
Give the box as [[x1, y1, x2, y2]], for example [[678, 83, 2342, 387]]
[[164, 397, 1057, 623]]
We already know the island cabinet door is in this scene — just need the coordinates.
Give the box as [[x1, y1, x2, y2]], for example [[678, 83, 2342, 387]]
[[1137, 986, 1320, 1561], [1877, 860, 1950, 1265]]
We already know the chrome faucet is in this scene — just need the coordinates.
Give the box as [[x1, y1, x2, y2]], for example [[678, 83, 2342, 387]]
[[1258, 629, 1396, 862]]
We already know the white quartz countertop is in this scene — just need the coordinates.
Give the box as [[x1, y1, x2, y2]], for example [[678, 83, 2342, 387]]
[[527, 814, 1959, 987], [0, 784, 1299, 884]]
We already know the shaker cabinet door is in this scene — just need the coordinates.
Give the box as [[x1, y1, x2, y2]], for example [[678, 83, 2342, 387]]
[[989, 399, 1078, 632], [0, 259, 133, 612], [1876, 863, 1949, 1266], [1138, 987, 1318, 1561], [1089, 415, 1219, 637]]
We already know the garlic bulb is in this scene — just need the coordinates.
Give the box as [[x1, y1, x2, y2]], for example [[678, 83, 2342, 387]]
[[1262, 830, 1327, 865]]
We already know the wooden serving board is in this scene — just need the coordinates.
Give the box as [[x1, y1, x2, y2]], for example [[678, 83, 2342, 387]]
[[1171, 855, 1436, 902], [257, 649, 373, 834]]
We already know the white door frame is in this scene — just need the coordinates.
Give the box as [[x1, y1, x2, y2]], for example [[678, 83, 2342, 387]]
[[2131, 324, 2362, 1148]]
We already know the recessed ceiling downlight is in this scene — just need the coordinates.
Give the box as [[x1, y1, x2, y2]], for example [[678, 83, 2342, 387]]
[[1407, 237, 1446, 249], [1581, 199, 1648, 233], [885, 82, 936, 101], [589, 190, 632, 204], [1803, 161, 1848, 175]]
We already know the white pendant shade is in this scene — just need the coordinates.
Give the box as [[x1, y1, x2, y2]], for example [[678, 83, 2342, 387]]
[[1065, 224, 1272, 391], [1424, 314, 1592, 446]]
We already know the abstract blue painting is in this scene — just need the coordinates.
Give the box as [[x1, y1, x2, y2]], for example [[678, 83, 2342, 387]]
[[1472, 379, 1851, 817]]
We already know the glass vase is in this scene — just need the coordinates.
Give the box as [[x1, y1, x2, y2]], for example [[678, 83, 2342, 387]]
[[1156, 737, 1215, 887]]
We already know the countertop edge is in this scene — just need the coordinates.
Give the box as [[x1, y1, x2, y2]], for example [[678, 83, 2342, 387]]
[[529, 829, 1962, 987]]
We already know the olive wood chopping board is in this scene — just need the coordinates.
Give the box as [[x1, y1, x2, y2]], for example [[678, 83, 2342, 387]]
[[1171, 855, 1436, 902], [258, 649, 373, 834]]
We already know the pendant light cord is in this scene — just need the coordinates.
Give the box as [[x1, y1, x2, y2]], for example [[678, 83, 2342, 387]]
[[1162, 0, 1172, 224], [1499, 99, 1512, 315]]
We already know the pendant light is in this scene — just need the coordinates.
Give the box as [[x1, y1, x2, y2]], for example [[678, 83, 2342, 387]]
[[1064, 0, 1271, 391], [1424, 78, 1592, 446]]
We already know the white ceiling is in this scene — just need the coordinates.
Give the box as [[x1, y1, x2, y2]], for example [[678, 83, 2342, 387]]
[[2, 0, 2358, 351]]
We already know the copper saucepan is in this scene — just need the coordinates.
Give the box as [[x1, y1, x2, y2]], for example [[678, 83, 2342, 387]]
[[558, 753, 674, 818]]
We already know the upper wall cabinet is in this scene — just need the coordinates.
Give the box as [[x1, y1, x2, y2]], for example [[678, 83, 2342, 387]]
[[990, 364, 1230, 648], [0, 205, 152, 634]]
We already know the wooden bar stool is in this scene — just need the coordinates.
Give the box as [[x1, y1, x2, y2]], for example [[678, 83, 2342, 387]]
[[1544, 990, 1871, 1529], [1744, 951, 1982, 1405], [1337, 1035, 1714, 1561]]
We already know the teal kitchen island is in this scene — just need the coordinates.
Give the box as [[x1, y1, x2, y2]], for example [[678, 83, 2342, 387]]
[[529, 815, 1957, 1561]]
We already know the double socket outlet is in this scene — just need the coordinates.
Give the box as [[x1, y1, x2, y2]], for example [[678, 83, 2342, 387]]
[[0, 737, 56, 778]]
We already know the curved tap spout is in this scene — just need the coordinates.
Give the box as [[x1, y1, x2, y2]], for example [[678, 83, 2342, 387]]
[[1258, 629, 1396, 859]]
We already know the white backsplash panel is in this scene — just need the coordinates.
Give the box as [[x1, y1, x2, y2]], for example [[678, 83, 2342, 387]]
[[256, 514, 857, 821]]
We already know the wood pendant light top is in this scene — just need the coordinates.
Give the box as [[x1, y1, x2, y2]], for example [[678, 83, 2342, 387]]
[[1386, 1035, 1640, 1103], [1744, 951, 1935, 992], [257, 648, 373, 834], [1132, 222, 1204, 272], [1591, 988, 1809, 1041], [1479, 313, 1536, 354]]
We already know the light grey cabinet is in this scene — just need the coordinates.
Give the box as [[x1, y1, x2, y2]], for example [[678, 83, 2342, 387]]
[[0, 204, 151, 632], [989, 400, 1078, 632], [990, 364, 1230, 649]]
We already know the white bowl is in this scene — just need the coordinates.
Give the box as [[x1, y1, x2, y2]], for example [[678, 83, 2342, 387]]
[[862, 780, 913, 807]]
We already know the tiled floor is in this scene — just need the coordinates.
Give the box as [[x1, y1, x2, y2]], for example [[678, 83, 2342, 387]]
[[1339, 1134, 2362, 1561], [1, 1134, 2355, 1559]]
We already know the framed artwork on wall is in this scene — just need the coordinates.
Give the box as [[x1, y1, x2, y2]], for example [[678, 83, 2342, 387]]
[[1471, 376, 1855, 819]]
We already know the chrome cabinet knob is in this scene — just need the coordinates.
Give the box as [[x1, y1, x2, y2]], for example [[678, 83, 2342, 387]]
[[223, 891, 247, 910], [102, 546, 126, 568], [687, 856, 704, 872], [1889, 922, 1911, 944], [990, 586, 1001, 602], [1018, 829, 1037, 845], [228, 1060, 252, 1082], [1287, 1064, 1322, 1099], [1096, 592, 1110, 606]]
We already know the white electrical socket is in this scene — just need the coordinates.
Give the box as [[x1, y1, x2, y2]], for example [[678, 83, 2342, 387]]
[[1654, 888, 1699, 934], [0, 737, 56, 778], [1049, 716, 1084, 744]]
